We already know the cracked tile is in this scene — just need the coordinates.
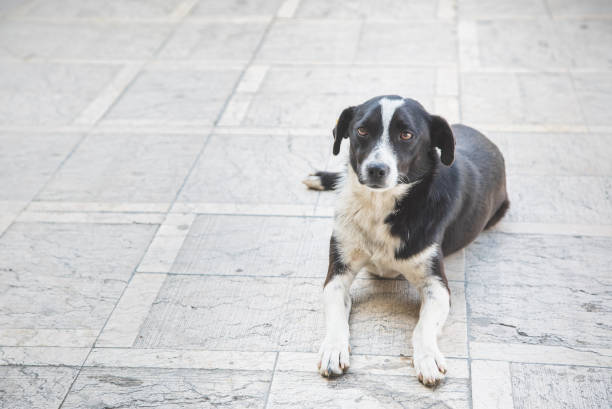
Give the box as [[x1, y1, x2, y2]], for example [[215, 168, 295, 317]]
[[466, 232, 612, 351], [511, 363, 611, 409], [0, 366, 79, 409], [61, 367, 271, 409], [0, 222, 156, 336]]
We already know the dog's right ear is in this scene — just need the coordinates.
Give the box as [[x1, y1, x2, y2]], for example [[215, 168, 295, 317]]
[[332, 106, 354, 156]]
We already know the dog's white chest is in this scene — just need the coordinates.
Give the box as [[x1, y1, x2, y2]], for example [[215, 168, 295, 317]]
[[333, 170, 436, 283]]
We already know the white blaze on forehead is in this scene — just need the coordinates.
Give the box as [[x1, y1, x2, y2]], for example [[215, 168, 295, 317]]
[[360, 97, 404, 188]]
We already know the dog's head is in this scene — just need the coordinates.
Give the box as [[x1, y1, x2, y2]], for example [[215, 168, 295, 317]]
[[332, 95, 455, 190]]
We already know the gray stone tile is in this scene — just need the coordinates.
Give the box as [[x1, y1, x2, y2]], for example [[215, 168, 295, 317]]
[[189, 0, 284, 17], [295, 0, 439, 19], [242, 67, 436, 127], [357, 21, 457, 65], [62, 367, 271, 409], [268, 367, 471, 409], [256, 20, 360, 63], [511, 363, 611, 409], [573, 72, 612, 126], [0, 22, 172, 60], [171, 215, 332, 276], [0, 366, 78, 409], [103, 68, 240, 125], [0, 0, 26, 16], [475, 20, 570, 70], [136, 275, 467, 358], [506, 175, 612, 224], [556, 20, 612, 69], [23, 0, 185, 19], [158, 22, 267, 61], [37, 133, 204, 203], [487, 132, 612, 176], [461, 72, 585, 126], [458, 0, 548, 18], [0, 222, 156, 331], [547, 0, 612, 17], [178, 134, 329, 205], [135, 275, 300, 349], [0, 133, 81, 201], [0, 63, 119, 126], [466, 232, 612, 351]]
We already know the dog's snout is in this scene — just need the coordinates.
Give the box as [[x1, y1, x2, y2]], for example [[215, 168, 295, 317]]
[[366, 162, 390, 183]]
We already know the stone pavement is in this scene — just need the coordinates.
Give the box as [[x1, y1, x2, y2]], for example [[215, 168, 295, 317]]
[[0, 0, 611, 408]]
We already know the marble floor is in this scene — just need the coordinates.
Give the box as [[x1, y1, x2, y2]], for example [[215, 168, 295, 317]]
[[1, 0, 611, 408]]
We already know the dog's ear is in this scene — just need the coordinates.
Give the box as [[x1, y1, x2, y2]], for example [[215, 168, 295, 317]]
[[430, 115, 455, 166], [332, 106, 354, 156]]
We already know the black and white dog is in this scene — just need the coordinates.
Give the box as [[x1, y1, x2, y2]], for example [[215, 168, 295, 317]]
[[303, 95, 509, 386]]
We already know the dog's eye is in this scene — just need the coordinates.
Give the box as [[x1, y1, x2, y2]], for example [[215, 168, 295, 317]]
[[399, 131, 413, 140], [357, 127, 368, 136]]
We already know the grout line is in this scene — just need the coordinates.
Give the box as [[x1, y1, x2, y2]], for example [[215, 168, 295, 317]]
[[457, 20, 480, 72], [73, 62, 144, 125], [136, 213, 196, 273], [263, 352, 280, 409]]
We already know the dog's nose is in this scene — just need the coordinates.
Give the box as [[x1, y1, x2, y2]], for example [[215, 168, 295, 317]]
[[366, 162, 390, 182]]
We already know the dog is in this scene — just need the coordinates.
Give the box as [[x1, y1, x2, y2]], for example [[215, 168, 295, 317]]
[[303, 95, 509, 386]]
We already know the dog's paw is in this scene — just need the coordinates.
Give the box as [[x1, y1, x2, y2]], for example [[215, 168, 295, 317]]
[[317, 336, 350, 377], [302, 174, 324, 191], [413, 348, 447, 386]]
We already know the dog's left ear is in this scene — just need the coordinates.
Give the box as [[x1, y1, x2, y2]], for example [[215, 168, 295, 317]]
[[332, 106, 354, 156], [430, 115, 455, 166]]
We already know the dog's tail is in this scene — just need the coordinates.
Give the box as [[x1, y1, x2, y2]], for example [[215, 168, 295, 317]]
[[302, 171, 342, 191]]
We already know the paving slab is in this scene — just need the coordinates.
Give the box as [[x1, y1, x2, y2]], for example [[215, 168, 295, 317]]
[[178, 133, 329, 205], [0, 133, 81, 201], [37, 133, 205, 203], [511, 363, 611, 409], [0, 63, 119, 126], [21, 0, 187, 19], [189, 0, 285, 18], [61, 367, 271, 409], [241, 66, 436, 127], [0, 366, 78, 409], [466, 232, 612, 351], [573, 72, 612, 127], [0, 21, 172, 60], [506, 175, 612, 224], [171, 215, 332, 276], [461, 72, 585, 126], [0, 222, 156, 339], [295, 0, 440, 19], [103, 67, 241, 125], [158, 21, 268, 61]]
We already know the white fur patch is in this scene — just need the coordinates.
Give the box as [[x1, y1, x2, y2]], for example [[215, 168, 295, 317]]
[[333, 168, 438, 284], [360, 97, 404, 189]]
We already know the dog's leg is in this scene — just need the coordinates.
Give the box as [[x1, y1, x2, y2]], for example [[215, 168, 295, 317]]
[[412, 261, 450, 386], [318, 236, 360, 377]]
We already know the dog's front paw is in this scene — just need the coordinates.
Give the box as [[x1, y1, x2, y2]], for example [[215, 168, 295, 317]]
[[413, 348, 447, 386], [317, 335, 350, 377]]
